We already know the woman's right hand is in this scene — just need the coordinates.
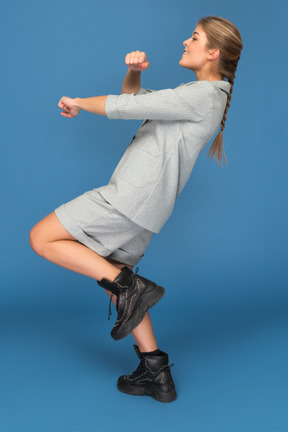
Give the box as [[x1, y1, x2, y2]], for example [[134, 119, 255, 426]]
[[58, 96, 80, 118], [125, 51, 150, 71]]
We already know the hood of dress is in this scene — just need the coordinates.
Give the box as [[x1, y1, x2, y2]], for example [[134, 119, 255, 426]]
[[210, 80, 231, 96]]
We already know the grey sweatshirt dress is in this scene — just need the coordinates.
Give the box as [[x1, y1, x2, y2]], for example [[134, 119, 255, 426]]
[[55, 79, 230, 262], [97, 79, 230, 233]]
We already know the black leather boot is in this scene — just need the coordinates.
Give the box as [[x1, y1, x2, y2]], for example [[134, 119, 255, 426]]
[[97, 266, 165, 341], [117, 344, 177, 403]]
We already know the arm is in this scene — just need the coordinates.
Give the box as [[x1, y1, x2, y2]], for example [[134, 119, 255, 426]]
[[58, 95, 108, 117], [61, 68, 143, 116], [122, 50, 151, 94], [58, 89, 152, 118], [122, 68, 142, 94], [104, 81, 214, 121], [74, 96, 108, 116], [59, 83, 211, 120], [122, 69, 156, 95]]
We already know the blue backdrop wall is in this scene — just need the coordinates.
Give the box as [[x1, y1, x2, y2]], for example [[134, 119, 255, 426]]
[[1, 0, 287, 431]]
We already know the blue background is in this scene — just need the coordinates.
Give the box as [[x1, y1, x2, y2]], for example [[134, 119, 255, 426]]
[[1, 0, 287, 430]]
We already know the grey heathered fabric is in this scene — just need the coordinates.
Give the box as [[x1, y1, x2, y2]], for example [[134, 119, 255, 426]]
[[54, 190, 154, 266], [97, 80, 230, 233]]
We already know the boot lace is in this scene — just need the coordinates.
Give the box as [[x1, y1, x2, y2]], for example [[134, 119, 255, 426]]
[[108, 292, 115, 320]]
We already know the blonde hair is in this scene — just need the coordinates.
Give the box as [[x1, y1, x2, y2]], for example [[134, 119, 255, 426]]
[[197, 16, 243, 167]]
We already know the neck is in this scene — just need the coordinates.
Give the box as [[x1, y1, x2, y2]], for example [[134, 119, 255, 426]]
[[195, 70, 223, 81]]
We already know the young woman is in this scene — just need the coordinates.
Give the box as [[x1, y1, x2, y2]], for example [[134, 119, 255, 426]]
[[29, 16, 243, 403]]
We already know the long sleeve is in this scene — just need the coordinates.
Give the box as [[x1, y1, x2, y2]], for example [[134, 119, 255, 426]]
[[105, 81, 215, 121]]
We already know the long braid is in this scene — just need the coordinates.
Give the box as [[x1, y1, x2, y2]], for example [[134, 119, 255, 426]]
[[221, 55, 240, 131], [207, 55, 240, 168], [221, 77, 234, 131]]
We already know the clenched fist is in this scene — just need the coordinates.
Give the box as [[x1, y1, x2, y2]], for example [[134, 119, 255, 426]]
[[58, 96, 80, 118], [125, 50, 150, 72]]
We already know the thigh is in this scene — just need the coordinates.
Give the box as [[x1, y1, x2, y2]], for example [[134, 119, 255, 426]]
[[31, 211, 77, 243]]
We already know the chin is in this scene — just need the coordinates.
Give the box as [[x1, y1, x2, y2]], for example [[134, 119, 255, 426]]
[[179, 62, 192, 71]]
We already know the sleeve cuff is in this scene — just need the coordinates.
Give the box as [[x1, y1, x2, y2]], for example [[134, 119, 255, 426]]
[[105, 88, 148, 119], [105, 95, 121, 119]]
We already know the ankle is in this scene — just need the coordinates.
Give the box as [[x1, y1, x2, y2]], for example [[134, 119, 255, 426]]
[[139, 347, 161, 356], [106, 267, 122, 283]]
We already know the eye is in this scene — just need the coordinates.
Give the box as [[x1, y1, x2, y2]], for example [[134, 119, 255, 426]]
[[191, 37, 197, 41]]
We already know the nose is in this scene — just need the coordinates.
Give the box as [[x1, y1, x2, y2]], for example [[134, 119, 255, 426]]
[[183, 37, 190, 47]]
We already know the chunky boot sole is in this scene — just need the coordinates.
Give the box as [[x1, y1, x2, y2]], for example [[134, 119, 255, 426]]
[[117, 377, 177, 403], [111, 283, 165, 341]]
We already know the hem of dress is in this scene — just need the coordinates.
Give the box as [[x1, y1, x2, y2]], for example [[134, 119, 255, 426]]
[[54, 204, 144, 266], [107, 248, 144, 266]]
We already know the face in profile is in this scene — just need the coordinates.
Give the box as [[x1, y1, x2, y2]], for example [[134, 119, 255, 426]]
[[179, 25, 219, 76]]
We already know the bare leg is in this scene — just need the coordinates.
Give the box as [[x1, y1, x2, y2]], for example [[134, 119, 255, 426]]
[[30, 211, 159, 351], [30, 211, 122, 282]]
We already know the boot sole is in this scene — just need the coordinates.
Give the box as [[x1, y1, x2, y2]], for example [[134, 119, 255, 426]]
[[117, 379, 177, 403], [111, 284, 165, 341]]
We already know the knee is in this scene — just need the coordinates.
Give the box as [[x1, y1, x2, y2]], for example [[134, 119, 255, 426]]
[[29, 225, 45, 256]]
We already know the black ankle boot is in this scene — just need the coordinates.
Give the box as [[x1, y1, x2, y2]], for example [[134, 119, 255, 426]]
[[97, 266, 165, 341], [117, 344, 177, 403]]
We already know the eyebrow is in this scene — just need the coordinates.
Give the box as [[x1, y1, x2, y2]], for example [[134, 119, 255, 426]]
[[192, 31, 200, 36]]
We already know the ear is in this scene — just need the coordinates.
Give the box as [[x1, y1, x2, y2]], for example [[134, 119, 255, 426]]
[[208, 48, 220, 60]]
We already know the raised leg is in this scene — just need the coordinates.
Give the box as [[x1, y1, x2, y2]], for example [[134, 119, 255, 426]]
[[30, 211, 159, 351], [29, 211, 122, 282]]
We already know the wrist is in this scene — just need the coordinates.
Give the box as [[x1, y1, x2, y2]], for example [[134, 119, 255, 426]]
[[128, 67, 141, 74], [74, 97, 82, 110]]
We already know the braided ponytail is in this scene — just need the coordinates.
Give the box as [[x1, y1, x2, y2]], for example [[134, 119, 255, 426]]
[[207, 65, 237, 168], [197, 17, 243, 167]]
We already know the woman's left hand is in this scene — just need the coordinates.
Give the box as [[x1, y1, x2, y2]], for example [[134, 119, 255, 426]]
[[58, 96, 80, 118]]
